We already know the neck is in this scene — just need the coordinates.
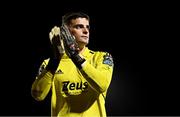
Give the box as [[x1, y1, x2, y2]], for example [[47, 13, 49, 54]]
[[79, 46, 86, 54]]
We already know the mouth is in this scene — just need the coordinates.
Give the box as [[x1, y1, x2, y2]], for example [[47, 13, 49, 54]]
[[81, 36, 88, 39]]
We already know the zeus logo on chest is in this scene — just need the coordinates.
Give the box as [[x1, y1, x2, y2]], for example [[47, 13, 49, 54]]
[[62, 81, 88, 92]]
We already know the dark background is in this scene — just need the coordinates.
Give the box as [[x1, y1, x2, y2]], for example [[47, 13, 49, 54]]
[[0, 1, 179, 116]]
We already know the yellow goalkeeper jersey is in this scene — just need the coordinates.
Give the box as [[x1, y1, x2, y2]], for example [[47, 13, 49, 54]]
[[31, 47, 114, 117]]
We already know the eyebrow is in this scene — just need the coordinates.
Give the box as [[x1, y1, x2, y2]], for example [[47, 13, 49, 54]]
[[72, 24, 90, 29]]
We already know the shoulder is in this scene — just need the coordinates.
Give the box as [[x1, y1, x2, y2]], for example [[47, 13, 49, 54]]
[[37, 58, 49, 75], [39, 58, 50, 67], [88, 48, 108, 55], [89, 49, 114, 66], [43, 58, 50, 65], [92, 50, 113, 59]]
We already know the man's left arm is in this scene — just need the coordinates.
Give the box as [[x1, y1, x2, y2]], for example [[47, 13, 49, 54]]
[[81, 52, 114, 93]]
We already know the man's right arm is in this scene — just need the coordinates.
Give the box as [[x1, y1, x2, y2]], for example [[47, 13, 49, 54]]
[[31, 60, 54, 101], [31, 26, 64, 101]]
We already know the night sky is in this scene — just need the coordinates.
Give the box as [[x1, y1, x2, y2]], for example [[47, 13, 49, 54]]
[[0, 1, 179, 116]]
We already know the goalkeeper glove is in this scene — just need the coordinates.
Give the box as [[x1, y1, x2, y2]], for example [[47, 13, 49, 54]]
[[46, 26, 64, 74], [60, 24, 85, 69]]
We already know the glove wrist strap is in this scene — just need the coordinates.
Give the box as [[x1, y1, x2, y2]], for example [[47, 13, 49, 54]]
[[46, 58, 60, 74], [71, 54, 85, 69]]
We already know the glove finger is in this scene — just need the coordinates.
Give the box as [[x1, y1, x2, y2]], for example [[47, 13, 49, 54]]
[[49, 26, 60, 43], [61, 25, 74, 45], [61, 25, 79, 49]]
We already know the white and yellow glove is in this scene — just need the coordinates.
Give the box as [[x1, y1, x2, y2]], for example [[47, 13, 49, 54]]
[[46, 26, 65, 74]]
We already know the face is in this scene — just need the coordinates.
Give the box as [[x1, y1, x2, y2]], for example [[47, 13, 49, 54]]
[[68, 18, 90, 49]]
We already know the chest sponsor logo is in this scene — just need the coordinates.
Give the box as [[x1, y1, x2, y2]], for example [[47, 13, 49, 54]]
[[62, 81, 88, 92]]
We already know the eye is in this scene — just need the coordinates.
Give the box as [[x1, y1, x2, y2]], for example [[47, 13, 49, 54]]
[[74, 24, 84, 29], [86, 25, 90, 30]]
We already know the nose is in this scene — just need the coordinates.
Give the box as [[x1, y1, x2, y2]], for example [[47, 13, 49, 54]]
[[83, 28, 89, 34]]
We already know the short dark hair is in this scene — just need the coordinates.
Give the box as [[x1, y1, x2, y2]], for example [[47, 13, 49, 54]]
[[62, 11, 90, 25]]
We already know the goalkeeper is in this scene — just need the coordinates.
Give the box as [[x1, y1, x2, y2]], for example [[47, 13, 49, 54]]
[[31, 11, 114, 117]]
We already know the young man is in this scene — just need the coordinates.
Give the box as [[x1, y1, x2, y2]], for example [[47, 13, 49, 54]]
[[31, 12, 114, 117]]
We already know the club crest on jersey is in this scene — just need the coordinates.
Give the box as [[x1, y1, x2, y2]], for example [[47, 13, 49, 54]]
[[103, 53, 113, 66]]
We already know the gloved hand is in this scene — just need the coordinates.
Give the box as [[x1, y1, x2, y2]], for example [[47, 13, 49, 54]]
[[60, 24, 85, 69], [46, 26, 65, 73]]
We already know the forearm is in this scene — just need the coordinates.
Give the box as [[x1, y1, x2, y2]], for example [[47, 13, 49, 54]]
[[81, 61, 113, 93], [31, 70, 53, 101]]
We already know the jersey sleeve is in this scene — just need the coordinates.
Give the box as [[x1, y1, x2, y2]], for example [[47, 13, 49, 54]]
[[31, 59, 54, 101], [81, 52, 114, 93]]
